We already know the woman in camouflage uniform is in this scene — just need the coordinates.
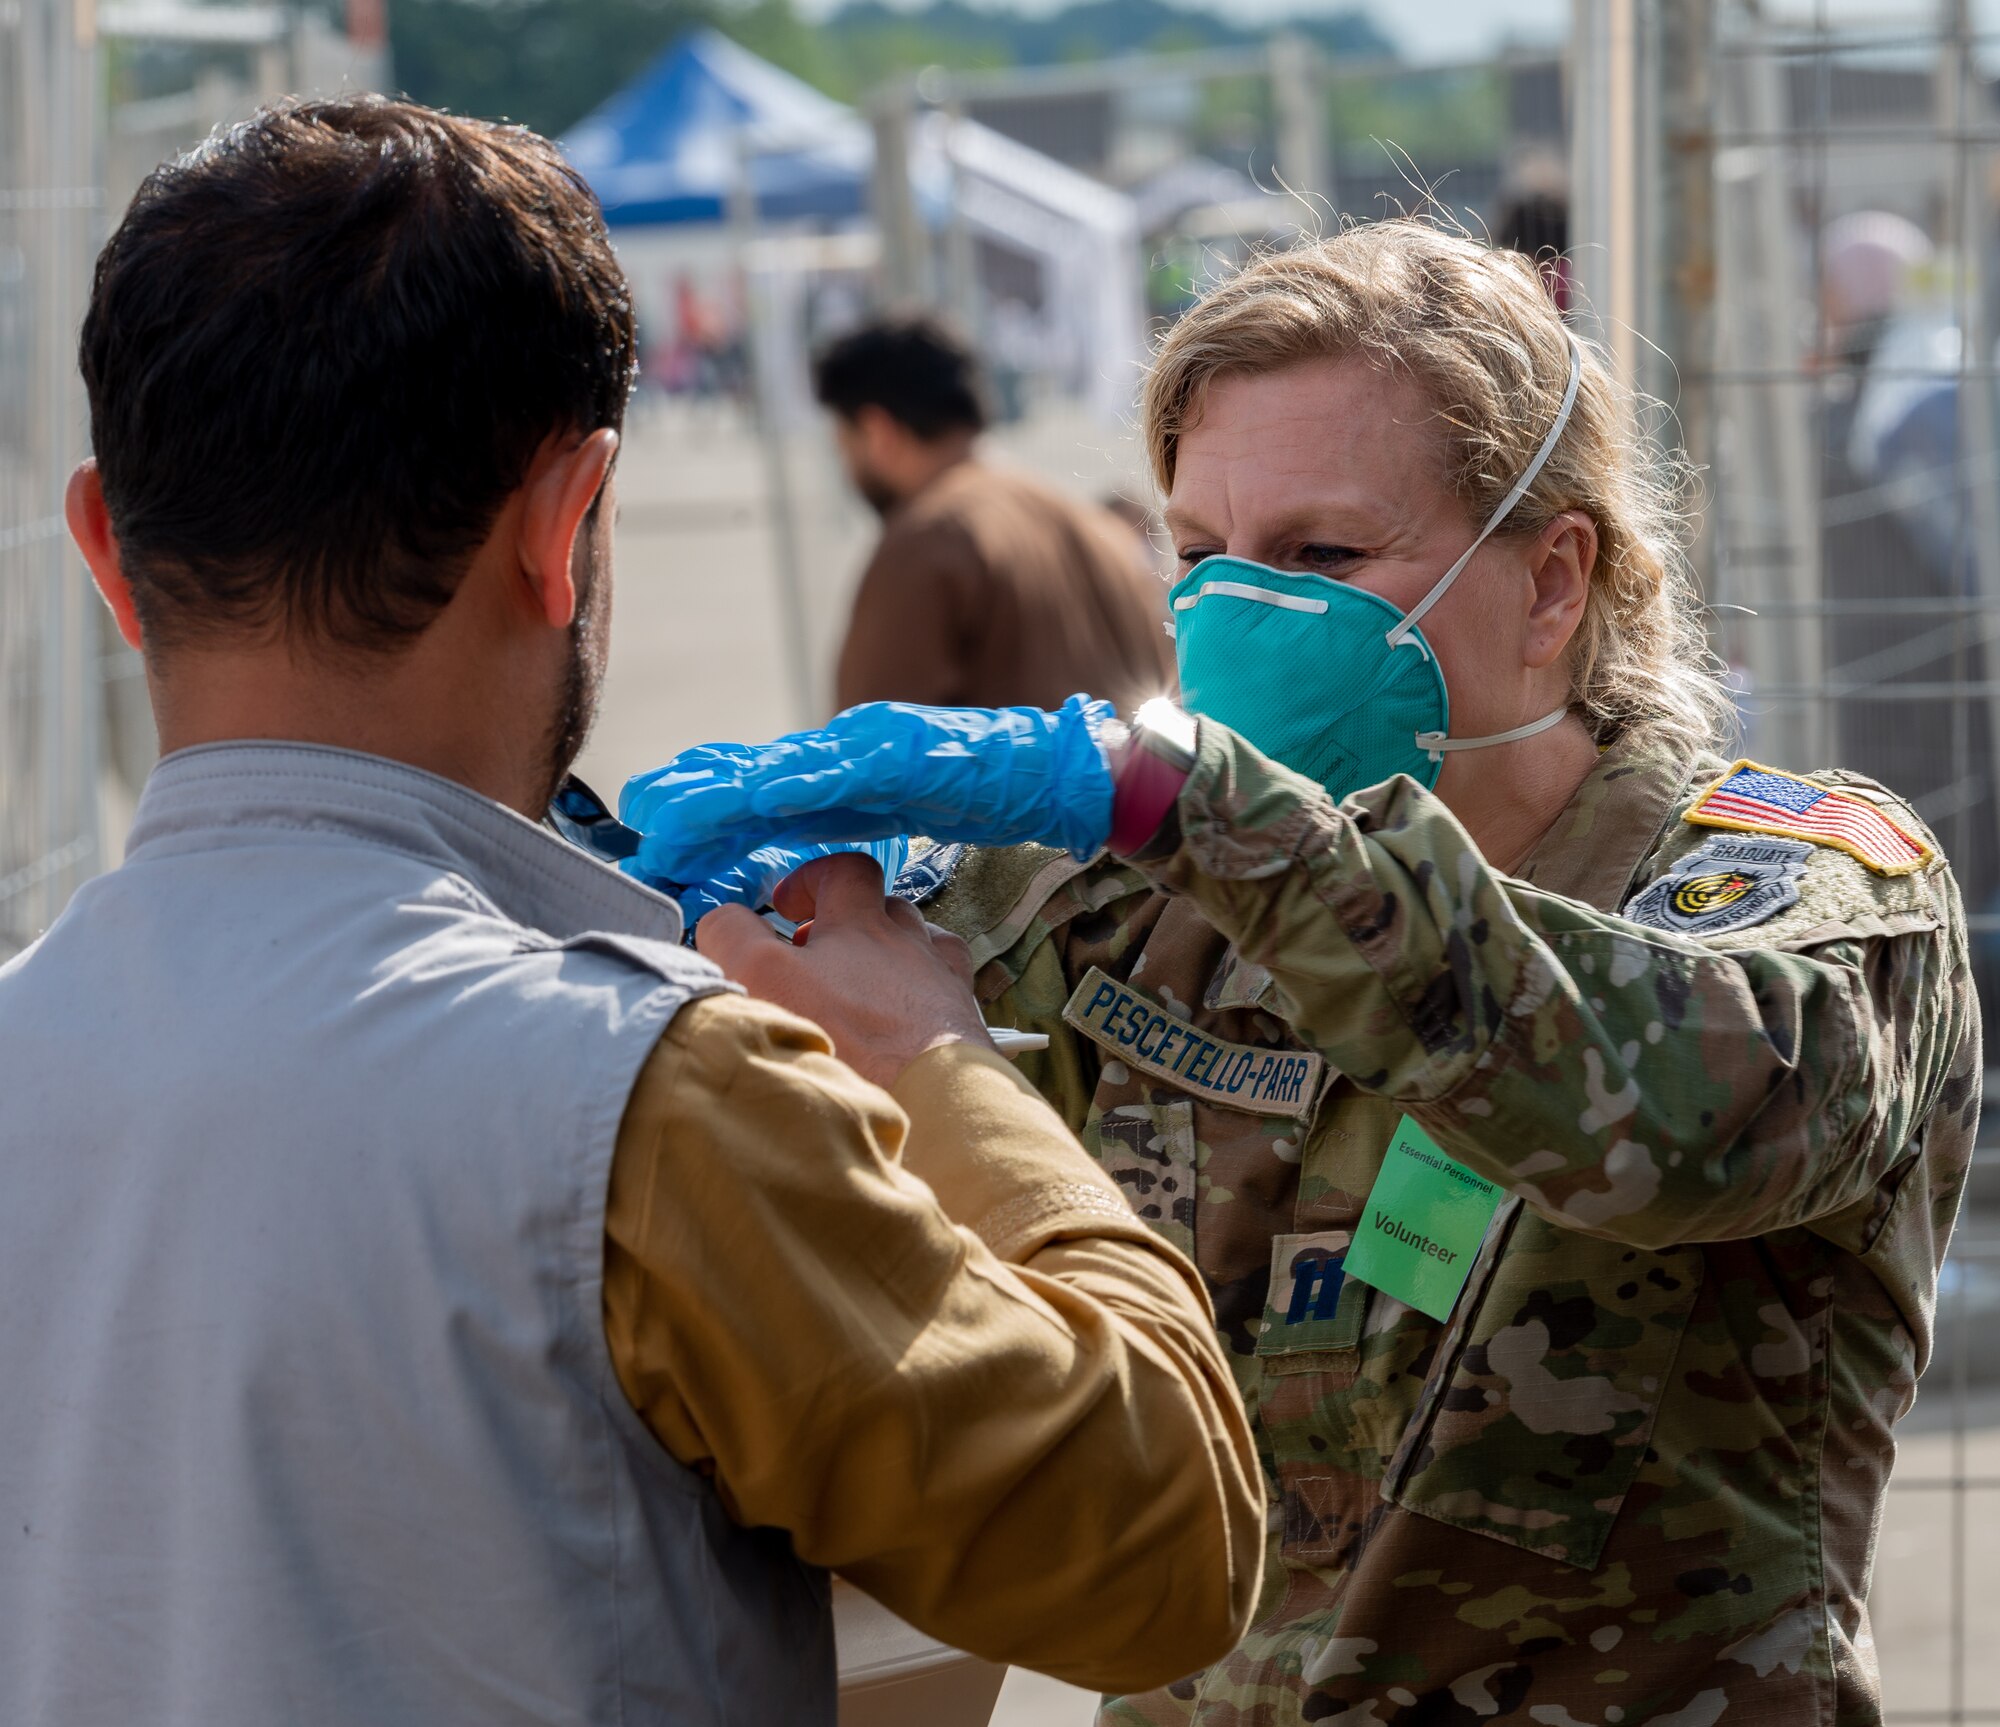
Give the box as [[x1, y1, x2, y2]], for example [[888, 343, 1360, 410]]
[[624, 222, 1978, 1726]]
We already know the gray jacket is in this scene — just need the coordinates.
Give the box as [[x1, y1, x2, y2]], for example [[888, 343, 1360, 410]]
[[0, 743, 833, 1725]]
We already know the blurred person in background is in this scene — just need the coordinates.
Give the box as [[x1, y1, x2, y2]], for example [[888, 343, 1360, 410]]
[[1494, 176, 1572, 310], [625, 221, 1978, 1724], [1821, 209, 1931, 373], [1816, 211, 2000, 955], [1101, 490, 1173, 581], [815, 314, 1174, 714], [0, 96, 1263, 1725]]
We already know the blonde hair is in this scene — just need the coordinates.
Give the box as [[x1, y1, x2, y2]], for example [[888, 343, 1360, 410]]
[[1144, 219, 1731, 756]]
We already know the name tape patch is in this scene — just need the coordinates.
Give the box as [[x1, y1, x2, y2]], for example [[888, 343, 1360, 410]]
[[1062, 966, 1323, 1120]]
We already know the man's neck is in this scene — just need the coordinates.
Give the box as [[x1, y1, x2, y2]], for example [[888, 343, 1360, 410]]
[[890, 433, 978, 505], [1435, 714, 1600, 875], [145, 628, 551, 818]]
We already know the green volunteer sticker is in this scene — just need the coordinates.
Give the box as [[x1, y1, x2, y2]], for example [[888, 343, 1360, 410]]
[[1344, 1115, 1502, 1322]]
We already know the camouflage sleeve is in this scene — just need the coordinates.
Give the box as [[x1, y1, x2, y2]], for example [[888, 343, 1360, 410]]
[[1126, 721, 1974, 1249]]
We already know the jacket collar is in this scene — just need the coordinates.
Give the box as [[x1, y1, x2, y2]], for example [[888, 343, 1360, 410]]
[[1512, 729, 1704, 912], [126, 742, 685, 946]]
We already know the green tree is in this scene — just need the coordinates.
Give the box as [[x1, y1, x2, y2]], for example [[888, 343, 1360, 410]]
[[389, 0, 716, 134], [387, 0, 1399, 139]]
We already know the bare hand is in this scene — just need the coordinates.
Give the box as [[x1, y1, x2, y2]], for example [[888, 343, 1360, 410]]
[[695, 852, 994, 1090]]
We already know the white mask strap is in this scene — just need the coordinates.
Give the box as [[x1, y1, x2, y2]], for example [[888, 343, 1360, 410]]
[[1386, 332, 1585, 650], [1415, 704, 1570, 765]]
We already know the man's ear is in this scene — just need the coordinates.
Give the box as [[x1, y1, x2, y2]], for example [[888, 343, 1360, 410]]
[[1523, 510, 1598, 671], [853, 403, 906, 466], [518, 428, 619, 629], [66, 461, 145, 652]]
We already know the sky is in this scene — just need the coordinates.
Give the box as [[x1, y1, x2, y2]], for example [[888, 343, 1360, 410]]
[[1274, 0, 1566, 61], [790, 0, 1574, 62]]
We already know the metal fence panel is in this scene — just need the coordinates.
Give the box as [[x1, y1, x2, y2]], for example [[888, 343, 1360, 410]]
[[1626, 3, 2000, 1718], [1, 0, 98, 959]]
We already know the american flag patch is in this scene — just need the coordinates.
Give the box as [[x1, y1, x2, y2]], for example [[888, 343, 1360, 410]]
[[1685, 761, 1933, 876]]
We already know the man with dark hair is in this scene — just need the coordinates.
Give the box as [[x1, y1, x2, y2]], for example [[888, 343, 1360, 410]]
[[0, 98, 1260, 1724], [813, 315, 1175, 714]]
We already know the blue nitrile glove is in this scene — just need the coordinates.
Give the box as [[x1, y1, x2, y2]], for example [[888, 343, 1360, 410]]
[[624, 835, 910, 930], [620, 695, 1116, 888]]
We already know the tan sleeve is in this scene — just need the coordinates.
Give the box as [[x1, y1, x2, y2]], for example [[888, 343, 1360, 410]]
[[603, 992, 1262, 1694], [832, 518, 980, 711]]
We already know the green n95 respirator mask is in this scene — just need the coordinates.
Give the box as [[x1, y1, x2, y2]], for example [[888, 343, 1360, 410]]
[[1168, 333, 1583, 804]]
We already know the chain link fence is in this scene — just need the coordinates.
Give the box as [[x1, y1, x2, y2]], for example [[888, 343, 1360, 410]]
[[1586, 3, 2000, 1718], [1, 0, 98, 960]]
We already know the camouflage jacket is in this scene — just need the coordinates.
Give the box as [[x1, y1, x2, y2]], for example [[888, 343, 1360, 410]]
[[923, 723, 1979, 1727]]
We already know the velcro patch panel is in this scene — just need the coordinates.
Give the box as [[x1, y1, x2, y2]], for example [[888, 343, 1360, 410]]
[[1685, 760, 1933, 876], [1259, 1230, 1369, 1358]]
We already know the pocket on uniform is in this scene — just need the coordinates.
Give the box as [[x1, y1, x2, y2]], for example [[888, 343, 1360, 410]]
[[1386, 1211, 1703, 1570], [1092, 1097, 1197, 1258], [1257, 1230, 1369, 1376]]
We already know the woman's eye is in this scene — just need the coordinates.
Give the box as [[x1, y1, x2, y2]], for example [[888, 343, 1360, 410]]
[[1293, 544, 1363, 574], [1174, 544, 1363, 573]]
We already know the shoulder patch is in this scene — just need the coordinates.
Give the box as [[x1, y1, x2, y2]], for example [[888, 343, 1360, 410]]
[[1684, 759, 1934, 876], [1623, 834, 1811, 936]]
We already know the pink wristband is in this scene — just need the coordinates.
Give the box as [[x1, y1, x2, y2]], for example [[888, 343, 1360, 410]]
[[1108, 740, 1191, 855]]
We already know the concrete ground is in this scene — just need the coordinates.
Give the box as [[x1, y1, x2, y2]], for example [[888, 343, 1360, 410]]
[[991, 1670, 1097, 1726], [513, 405, 2000, 1725], [1874, 1388, 2000, 1719]]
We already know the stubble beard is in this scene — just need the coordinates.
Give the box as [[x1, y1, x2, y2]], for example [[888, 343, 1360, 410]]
[[538, 538, 610, 811], [854, 463, 901, 519]]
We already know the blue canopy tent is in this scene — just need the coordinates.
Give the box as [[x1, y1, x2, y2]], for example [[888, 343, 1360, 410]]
[[562, 30, 874, 228], [564, 28, 1144, 428], [561, 30, 1147, 727], [564, 30, 1142, 418]]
